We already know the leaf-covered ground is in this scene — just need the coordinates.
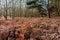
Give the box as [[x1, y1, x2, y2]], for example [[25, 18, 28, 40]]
[[0, 16, 60, 40]]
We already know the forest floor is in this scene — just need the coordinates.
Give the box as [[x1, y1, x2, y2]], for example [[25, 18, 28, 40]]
[[0, 16, 60, 40]]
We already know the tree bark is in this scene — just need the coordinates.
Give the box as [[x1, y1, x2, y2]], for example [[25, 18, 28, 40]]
[[56, 0, 60, 17], [5, 0, 8, 20], [55, 5, 60, 17], [47, 0, 51, 18]]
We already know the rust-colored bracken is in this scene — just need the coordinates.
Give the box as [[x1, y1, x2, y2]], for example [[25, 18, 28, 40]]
[[0, 17, 60, 40]]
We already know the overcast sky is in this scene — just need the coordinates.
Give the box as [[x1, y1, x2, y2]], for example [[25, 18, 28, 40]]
[[0, 0, 26, 9]]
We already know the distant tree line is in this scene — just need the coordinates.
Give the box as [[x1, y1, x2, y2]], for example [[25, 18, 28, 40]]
[[0, 0, 60, 19], [26, 0, 60, 18]]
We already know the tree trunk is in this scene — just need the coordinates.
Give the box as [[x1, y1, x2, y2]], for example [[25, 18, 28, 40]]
[[55, 5, 60, 17], [47, 0, 51, 18], [48, 8, 51, 18], [56, 0, 60, 17], [37, 5, 42, 17], [20, 0, 22, 17], [5, 0, 7, 20]]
